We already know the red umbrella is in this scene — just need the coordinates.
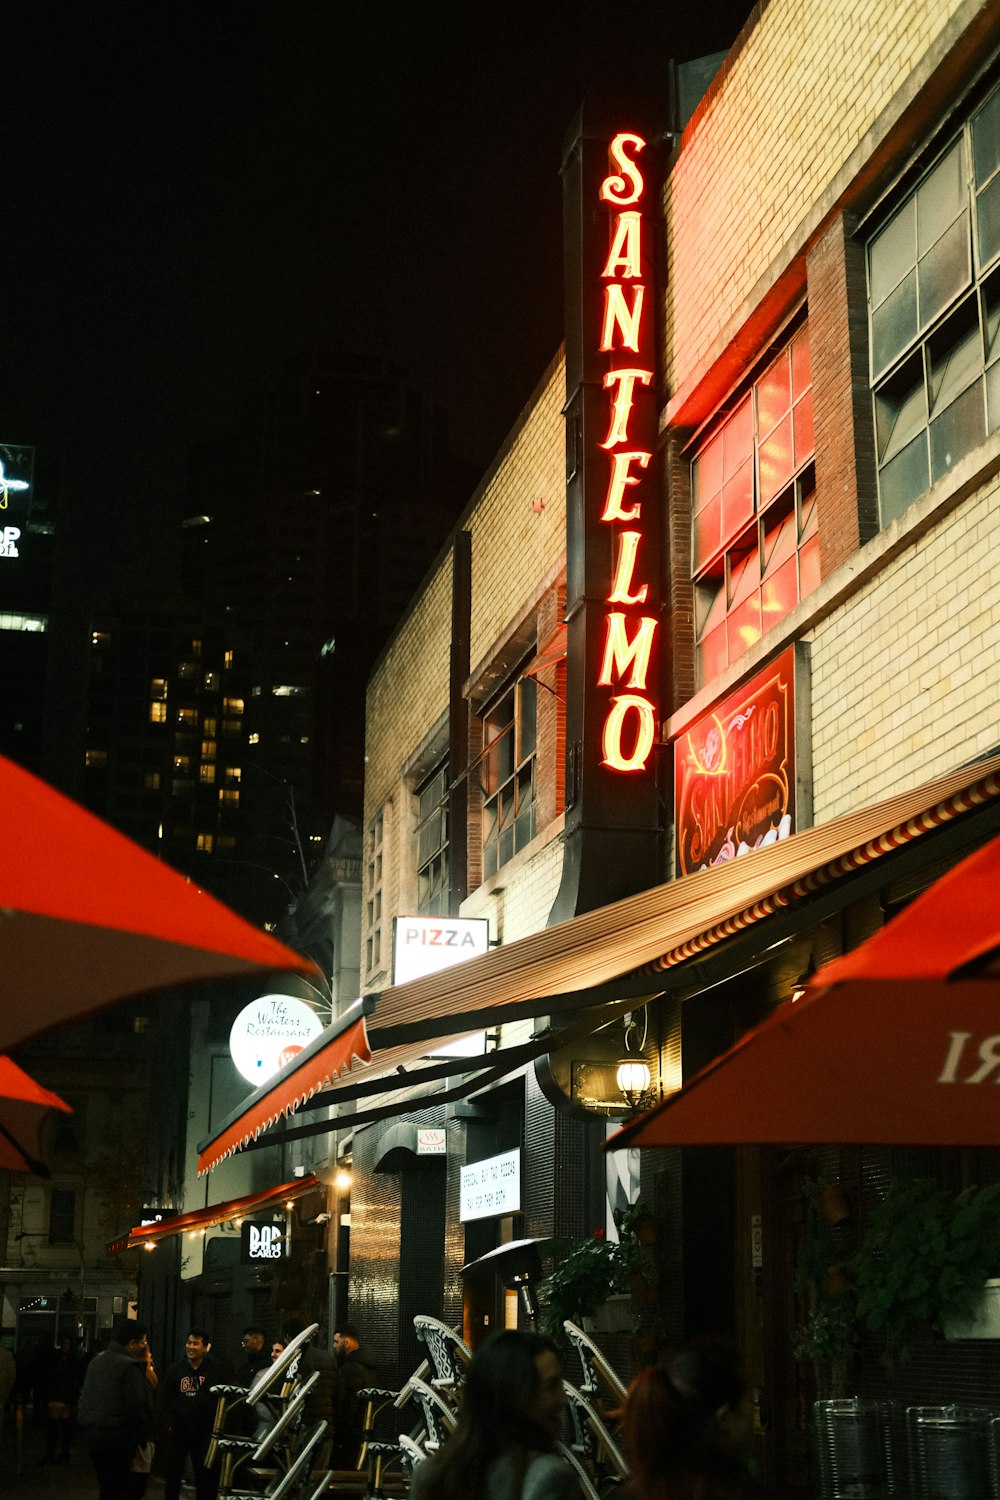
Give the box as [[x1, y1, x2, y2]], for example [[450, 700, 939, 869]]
[[0, 1056, 73, 1175], [608, 830, 1000, 1150], [0, 755, 318, 1052]]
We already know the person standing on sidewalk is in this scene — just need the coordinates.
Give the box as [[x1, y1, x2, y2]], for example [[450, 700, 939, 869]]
[[77, 1317, 154, 1500], [160, 1329, 220, 1500]]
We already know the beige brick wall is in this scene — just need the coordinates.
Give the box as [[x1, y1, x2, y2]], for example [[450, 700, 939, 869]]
[[809, 470, 1000, 820], [664, 0, 967, 398], [461, 824, 566, 945], [362, 355, 567, 986]]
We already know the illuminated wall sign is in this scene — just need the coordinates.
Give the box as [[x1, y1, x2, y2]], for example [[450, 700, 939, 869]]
[[229, 995, 324, 1085], [0, 444, 34, 564], [240, 1221, 286, 1263], [392, 915, 490, 985], [596, 133, 658, 773], [674, 647, 810, 876], [459, 1149, 522, 1222]]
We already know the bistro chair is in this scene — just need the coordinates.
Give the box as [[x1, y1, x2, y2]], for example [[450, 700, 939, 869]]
[[561, 1380, 630, 1496], [562, 1321, 627, 1414], [412, 1315, 471, 1408]]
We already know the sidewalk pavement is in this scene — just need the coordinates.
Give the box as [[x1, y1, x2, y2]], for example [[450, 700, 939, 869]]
[[0, 1416, 168, 1498]]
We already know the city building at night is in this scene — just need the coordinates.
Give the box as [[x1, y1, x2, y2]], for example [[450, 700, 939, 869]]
[[133, 1, 1000, 1492]]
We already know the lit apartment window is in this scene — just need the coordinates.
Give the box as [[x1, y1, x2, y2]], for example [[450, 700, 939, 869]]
[[201, 739, 216, 760], [176, 707, 197, 726], [1, 612, 47, 632], [416, 762, 449, 916], [481, 671, 537, 880], [203, 671, 219, 690], [144, 772, 160, 790], [199, 763, 216, 784], [224, 649, 234, 670], [868, 83, 1000, 523], [191, 638, 202, 657], [251, 686, 262, 697], [273, 684, 307, 697], [173, 755, 191, 772], [227, 766, 242, 782], [149, 702, 167, 724], [691, 324, 817, 682], [85, 749, 108, 767], [92, 630, 111, 647], [203, 718, 217, 736], [249, 732, 261, 745], [196, 833, 214, 852], [178, 661, 198, 680], [219, 788, 240, 806], [223, 696, 245, 713], [150, 678, 168, 700]]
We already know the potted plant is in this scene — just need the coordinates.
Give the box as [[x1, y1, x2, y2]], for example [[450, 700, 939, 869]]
[[851, 1178, 1000, 1364], [793, 1178, 859, 1396], [537, 1228, 628, 1339]]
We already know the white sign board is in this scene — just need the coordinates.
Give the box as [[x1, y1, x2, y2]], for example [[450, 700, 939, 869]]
[[417, 1128, 447, 1156], [229, 995, 324, 1085], [460, 1149, 521, 1222], [392, 916, 490, 985]]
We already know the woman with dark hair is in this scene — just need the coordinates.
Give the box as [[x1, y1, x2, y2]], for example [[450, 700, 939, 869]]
[[409, 1330, 577, 1500], [622, 1339, 767, 1500]]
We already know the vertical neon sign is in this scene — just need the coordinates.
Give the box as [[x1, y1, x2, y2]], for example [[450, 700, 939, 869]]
[[597, 133, 657, 772]]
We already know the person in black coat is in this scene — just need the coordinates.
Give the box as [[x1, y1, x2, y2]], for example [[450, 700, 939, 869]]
[[78, 1317, 154, 1500], [234, 1326, 270, 1388], [159, 1329, 220, 1500]]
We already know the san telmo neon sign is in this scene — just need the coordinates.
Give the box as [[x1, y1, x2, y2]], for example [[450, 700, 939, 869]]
[[597, 133, 657, 773]]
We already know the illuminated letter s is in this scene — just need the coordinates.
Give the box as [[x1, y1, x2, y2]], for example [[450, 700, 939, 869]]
[[600, 133, 646, 207]]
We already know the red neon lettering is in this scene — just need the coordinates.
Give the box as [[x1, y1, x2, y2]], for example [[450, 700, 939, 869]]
[[607, 531, 648, 605], [602, 213, 643, 279], [598, 613, 656, 691], [601, 451, 650, 522], [600, 368, 653, 448], [599, 133, 646, 206], [602, 695, 656, 771], [600, 284, 645, 353]]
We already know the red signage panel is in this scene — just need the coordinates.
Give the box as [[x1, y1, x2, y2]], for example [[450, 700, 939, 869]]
[[674, 647, 803, 877]]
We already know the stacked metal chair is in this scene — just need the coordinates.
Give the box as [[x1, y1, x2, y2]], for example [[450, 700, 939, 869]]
[[207, 1323, 333, 1500], [560, 1322, 630, 1499]]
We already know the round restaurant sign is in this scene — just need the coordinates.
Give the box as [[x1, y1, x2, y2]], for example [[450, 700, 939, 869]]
[[229, 995, 323, 1085]]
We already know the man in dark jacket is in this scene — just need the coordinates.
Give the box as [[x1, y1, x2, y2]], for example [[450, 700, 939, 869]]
[[160, 1329, 220, 1500], [333, 1323, 378, 1464], [234, 1325, 270, 1388], [78, 1316, 154, 1500], [280, 1317, 345, 1468]]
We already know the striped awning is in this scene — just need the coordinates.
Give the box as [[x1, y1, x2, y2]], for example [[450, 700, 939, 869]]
[[195, 752, 1000, 1168]]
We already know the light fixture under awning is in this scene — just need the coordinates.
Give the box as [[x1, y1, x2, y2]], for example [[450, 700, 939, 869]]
[[108, 1173, 321, 1253], [195, 752, 1000, 1169]]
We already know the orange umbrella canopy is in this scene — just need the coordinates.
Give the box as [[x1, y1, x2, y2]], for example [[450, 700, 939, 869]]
[[0, 1056, 72, 1174], [609, 831, 1000, 1151], [0, 755, 318, 1051]]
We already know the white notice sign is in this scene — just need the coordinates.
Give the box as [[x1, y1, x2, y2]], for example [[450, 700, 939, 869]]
[[460, 1149, 521, 1222]]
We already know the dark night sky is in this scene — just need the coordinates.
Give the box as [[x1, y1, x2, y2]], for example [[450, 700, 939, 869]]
[[3, 2, 751, 584]]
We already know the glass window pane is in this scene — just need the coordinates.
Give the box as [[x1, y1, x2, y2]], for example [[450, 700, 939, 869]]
[[698, 623, 729, 682], [799, 532, 821, 598], [723, 397, 753, 476], [695, 574, 727, 638], [728, 594, 762, 658], [879, 433, 930, 525], [693, 491, 722, 570], [927, 297, 983, 416], [987, 359, 1000, 434], [870, 200, 915, 308], [872, 269, 918, 376], [756, 351, 791, 441], [761, 510, 796, 576], [791, 329, 812, 399], [793, 391, 815, 467], [972, 87, 1000, 189], [874, 352, 926, 464], [517, 677, 536, 763], [930, 381, 986, 482], [759, 414, 794, 505], [917, 216, 971, 331], [720, 461, 754, 546], [729, 545, 761, 609], [692, 433, 723, 512], [916, 143, 965, 254], [761, 556, 798, 630], [983, 268, 1000, 365], [977, 173, 1000, 270]]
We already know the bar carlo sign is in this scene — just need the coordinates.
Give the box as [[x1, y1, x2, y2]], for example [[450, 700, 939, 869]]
[[595, 132, 658, 773]]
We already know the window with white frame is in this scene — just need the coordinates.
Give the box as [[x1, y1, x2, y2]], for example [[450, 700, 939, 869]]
[[481, 670, 536, 880], [868, 82, 1000, 524], [690, 324, 817, 683], [416, 762, 449, 917], [366, 808, 385, 975]]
